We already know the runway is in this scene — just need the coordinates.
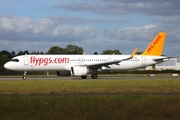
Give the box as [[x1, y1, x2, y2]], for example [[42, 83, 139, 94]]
[[0, 74, 180, 80]]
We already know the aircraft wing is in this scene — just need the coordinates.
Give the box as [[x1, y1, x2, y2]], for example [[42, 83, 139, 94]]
[[86, 48, 138, 68]]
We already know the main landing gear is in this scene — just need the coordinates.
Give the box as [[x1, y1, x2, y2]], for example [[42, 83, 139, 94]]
[[81, 74, 98, 79], [91, 74, 98, 79], [90, 69, 98, 79], [22, 71, 27, 80]]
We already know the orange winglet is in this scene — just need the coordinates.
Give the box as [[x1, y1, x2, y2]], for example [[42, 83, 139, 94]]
[[130, 48, 138, 58]]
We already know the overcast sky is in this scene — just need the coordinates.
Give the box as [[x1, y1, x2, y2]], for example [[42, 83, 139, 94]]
[[0, 0, 180, 57]]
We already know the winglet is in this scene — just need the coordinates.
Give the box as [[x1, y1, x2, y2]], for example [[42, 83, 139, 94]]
[[130, 48, 138, 58], [83, 52, 86, 55], [141, 32, 166, 56]]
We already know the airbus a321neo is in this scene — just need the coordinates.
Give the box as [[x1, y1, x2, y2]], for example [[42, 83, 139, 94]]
[[4, 32, 170, 79]]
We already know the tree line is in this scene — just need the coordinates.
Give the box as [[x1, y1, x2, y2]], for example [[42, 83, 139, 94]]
[[47, 45, 122, 55]]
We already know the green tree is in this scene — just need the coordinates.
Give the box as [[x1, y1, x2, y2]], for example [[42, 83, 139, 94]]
[[17, 50, 29, 55], [47, 46, 64, 54], [64, 45, 83, 54], [94, 52, 98, 55], [136, 52, 142, 55], [17, 50, 23, 55], [0, 50, 11, 58], [0, 51, 11, 73], [30, 51, 44, 55], [101, 49, 122, 55], [11, 51, 15, 57]]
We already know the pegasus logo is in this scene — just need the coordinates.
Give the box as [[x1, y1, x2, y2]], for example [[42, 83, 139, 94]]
[[147, 35, 162, 53]]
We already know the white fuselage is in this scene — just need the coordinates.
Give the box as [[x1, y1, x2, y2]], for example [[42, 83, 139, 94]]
[[4, 54, 167, 71]]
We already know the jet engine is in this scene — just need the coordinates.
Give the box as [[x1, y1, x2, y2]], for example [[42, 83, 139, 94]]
[[71, 65, 89, 76]]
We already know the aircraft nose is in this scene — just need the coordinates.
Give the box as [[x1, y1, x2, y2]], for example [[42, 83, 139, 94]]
[[4, 62, 12, 70]]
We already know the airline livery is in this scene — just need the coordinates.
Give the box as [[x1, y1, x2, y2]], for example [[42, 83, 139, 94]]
[[4, 32, 169, 79]]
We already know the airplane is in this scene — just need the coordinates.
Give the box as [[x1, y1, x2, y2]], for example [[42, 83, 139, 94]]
[[4, 32, 170, 80]]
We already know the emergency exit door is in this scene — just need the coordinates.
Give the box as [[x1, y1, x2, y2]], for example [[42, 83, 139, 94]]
[[141, 56, 146, 65], [24, 56, 29, 65]]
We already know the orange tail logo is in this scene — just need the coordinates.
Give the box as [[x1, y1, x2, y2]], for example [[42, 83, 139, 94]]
[[141, 32, 166, 56]]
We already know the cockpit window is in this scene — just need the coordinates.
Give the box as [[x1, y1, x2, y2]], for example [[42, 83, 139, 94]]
[[11, 59, 19, 62]]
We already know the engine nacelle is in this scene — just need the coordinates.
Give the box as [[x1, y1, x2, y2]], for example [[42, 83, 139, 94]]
[[71, 65, 88, 76]]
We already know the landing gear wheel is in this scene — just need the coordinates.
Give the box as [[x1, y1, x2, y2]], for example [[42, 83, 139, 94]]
[[81, 76, 87, 79], [91, 74, 98, 79], [22, 76, 27, 80], [22, 71, 27, 80]]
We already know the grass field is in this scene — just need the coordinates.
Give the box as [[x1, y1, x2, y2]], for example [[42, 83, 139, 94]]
[[0, 77, 180, 120], [1, 78, 180, 94]]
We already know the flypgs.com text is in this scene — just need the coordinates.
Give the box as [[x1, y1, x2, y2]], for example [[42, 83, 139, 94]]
[[147, 35, 162, 53], [30, 56, 69, 66]]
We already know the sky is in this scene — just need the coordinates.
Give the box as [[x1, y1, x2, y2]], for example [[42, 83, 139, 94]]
[[0, 0, 180, 57]]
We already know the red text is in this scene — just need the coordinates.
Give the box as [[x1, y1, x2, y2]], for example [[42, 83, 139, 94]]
[[30, 56, 69, 66], [147, 35, 162, 53]]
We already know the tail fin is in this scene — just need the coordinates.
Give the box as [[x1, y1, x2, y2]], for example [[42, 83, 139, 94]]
[[141, 32, 166, 56]]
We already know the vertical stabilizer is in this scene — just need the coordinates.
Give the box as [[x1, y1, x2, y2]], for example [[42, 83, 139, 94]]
[[141, 32, 166, 56]]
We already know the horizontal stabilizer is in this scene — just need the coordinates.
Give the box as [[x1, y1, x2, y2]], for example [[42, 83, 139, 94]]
[[153, 57, 174, 63]]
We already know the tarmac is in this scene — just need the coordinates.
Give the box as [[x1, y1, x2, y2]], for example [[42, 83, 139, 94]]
[[0, 74, 180, 80]]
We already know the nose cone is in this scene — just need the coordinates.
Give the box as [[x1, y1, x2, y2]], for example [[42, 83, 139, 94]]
[[4, 62, 12, 70]]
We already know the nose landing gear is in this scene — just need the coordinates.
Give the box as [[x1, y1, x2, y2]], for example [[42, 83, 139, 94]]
[[22, 71, 27, 80]]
